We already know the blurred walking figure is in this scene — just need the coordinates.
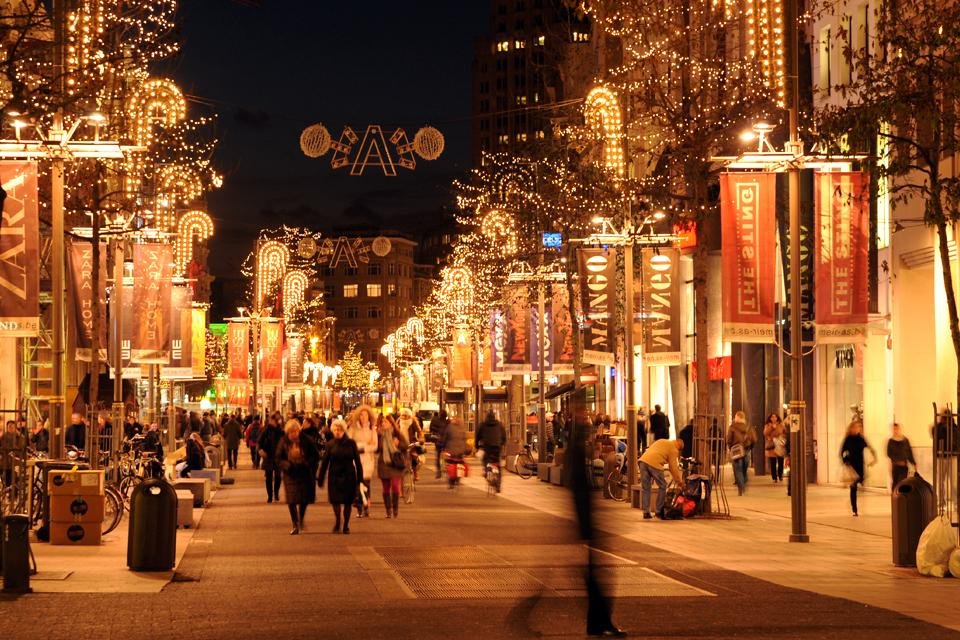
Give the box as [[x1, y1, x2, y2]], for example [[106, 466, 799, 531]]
[[377, 415, 408, 518], [886, 422, 916, 489], [276, 419, 320, 534], [726, 410, 756, 495], [245, 417, 262, 469], [222, 413, 244, 470], [840, 420, 876, 516], [257, 413, 284, 502], [431, 410, 449, 478], [348, 405, 378, 517], [318, 418, 363, 534], [763, 413, 787, 483]]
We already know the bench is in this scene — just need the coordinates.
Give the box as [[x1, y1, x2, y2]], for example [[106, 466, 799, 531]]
[[188, 468, 220, 488], [174, 490, 194, 528], [173, 478, 210, 507]]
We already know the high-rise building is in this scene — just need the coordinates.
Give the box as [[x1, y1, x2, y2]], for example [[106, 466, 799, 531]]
[[471, 0, 593, 165]]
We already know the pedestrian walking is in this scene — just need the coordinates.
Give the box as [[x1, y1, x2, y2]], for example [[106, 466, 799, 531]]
[[431, 410, 449, 478], [276, 418, 320, 534], [840, 419, 877, 516], [257, 413, 284, 502], [245, 417, 262, 469], [377, 415, 408, 519], [886, 422, 916, 489], [222, 413, 244, 470], [348, 405, 378, 518], [638, 438, 685, 519], [726, 410, 756, 495], [397, 408, 424, 479], [318, 418, 364, 534], [649, 404, 670, 441], [763, 413, 787, 483]]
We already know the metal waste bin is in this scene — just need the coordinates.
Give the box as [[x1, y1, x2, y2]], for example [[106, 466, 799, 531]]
[[127, 477, 178, 571], [2, 514, 32, 593], [891, 473, 935, 567]]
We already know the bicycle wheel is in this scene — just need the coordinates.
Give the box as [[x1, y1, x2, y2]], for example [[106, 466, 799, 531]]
[[606, 470, 627, 502], [515, 454, 533, 479], [102, 486, 123, 536], [402, 470, 416, 504], [119, 475, 142, 505]]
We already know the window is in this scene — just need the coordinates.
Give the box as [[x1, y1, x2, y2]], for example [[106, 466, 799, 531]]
[[515, 95, 527, 105], [838, 15, 853, 85], [388, 306, 397, 318], [819, 26, 832, 96], [498, 134, 510, 145], [387, 284, 397, 296], [572, 31, 590, 42], [367, 263, 381, 275], [345, 266, 358, 276], [367, 306, 382, 319], [852, 4, 869, 77], [514, 40, 525, 49], [343, 284, 358, 298], [536, 35, 545, 46], [367, 283, 381, 297], [536, 130, 545, 140], [322, 267, 335, 277], [369, 350, 379, 362], [517, 132, 528, 142], [345, 307, 358, 319], [323, 285, 334, 298], [388, 263, 396, 276], [497, 40, 510, 52]]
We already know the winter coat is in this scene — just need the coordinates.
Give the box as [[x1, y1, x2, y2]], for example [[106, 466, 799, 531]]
[[841, 433, 874, 479], [649, 411, 671, 441], [257, 425, 284, 471], [185, 438, 206, 472], [725, 421, 756, 451], [319, 437, 363, 505], [476, 418, 506, 458], [441, 420, 468, 457], [763, 421, 786, 458], [276, 433, 320, 505], [349, 423, 378, 480], [376, 430, 410, 480], [245, 422, 262, 448], [886, 436, 916, 468], [223, 418, 244, 449]]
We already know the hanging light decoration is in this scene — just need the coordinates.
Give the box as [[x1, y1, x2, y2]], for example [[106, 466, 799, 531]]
[[479, 209, 518, 257], [405, 317, 425, 345], [282, 269, 310, 316], [175, 210, 214, 275], [440, 265, 474, 319], [256, 240, 289, 311], [126, 77, 188, 195], [583, 85, 625, 178]]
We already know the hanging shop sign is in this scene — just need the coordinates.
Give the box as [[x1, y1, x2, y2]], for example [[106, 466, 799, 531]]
[[639, 248, 682, 366], [450, 326, 473, 388], [815, 171, 869, 343], [720, 172, 777, 343], [503, 284, 532, 372], [478, 343, 493, 384], [227, 321, 249, 381], [67, 240, 107, 361], [161, 286, 194, 379], [0, 161, 39, 337], [287, 334, 305, 386], [191, 308, 207, 379], [551, 284, 575, 373], [577, 246, 616, 366], [260, 321, 284, 383], [131, 243, 174, 362], [300, 123, 444, 176]]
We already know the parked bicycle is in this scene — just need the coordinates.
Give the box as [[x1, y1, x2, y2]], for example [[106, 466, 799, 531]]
[[513, 443, 537, 479], [485, 459, 501, 496]]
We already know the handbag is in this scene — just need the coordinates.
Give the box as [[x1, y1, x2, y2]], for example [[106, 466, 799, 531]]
[[841, 464, 859, 484], [774, 436, 787, 457], [390, 449, 406, 470], [728, 443, 746, 460]]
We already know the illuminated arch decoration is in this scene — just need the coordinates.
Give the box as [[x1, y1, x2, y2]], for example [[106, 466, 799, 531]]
[[282, 270, 309, 316], [440, 266, 474, 319], [405, 317, 425, 346], [747, 0, 786, 107], [255, 240, 290, 312], [126, 77, 187, 195], [174, 210, 214, 275], [583, 86, 625, 178], [300, 123, 444, 176], [479, 209, 518, 257], [155, 164, 204, 231], [492, 161, 536, 203]]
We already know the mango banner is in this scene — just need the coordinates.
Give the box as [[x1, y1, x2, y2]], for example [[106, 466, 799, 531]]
[[639, 248, 682, 366], [191, 308, 207, 378], [450, 326, 473, 388], [0, 161, 39, 336], [260, 320, 283, 383], [577, 246, 616, 365], [131, 243, 174, 362], [161, 286, 193, 379], [227, 381, 249, 407], [227, 322, 249, 381], [815, 171, 869, 343], [720, 172, 777, 343], [67, 241, 107, 361]]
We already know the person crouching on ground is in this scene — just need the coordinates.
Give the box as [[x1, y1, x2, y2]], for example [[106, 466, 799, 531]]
[[638, 438, 685, 519], [377, 414, 409, 519], [276, 418, 320, 534], [318, 419, 363, 534]]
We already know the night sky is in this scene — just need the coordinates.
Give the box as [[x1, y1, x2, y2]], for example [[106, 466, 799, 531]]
[[167, 0, 488, 284]]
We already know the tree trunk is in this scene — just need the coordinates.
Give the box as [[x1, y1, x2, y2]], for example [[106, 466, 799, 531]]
[[935, 219, 960, 414]]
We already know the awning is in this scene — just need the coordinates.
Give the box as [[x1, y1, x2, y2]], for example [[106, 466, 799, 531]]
[[545, 380, 576, 400], [481, 387, 508, 402]]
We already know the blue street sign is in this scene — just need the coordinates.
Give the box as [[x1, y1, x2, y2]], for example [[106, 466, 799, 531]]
[[542, 232, 562, 248]]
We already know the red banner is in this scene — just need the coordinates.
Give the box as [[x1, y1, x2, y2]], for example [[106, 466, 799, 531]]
[[0, 161, 39, 336], [450, 326, 473, 388], [131, 244, 174, 362], [503, 284, 531, 372], [577, 247, 616, 365], [227, 381, 249, 407], [815, 172, 869, 343], [721, 172, 777, 343], [68, 241, 107, 361], [551, 284, 575, 372], [260, 320, 283, 383], [227, 322, 249, 381], [161, 286, 193, 379]]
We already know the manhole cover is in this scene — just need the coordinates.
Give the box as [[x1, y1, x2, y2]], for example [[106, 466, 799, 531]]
[[31, 571, 72, 581], [377, 546, 507, 570], [398, 567, 542, 599]]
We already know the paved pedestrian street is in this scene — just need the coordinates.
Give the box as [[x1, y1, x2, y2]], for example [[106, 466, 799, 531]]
[[2, 457, 956, 640]]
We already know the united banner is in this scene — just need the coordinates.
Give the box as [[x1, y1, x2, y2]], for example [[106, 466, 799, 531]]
[[227, 321, 249, 381], [577, 246, 616, 365], [191, 308, 206, 378], [131, 243, 174, 362], [721, 172, 777, 343], [450, 326, 472, 388], [260, 321, 283, 383], [0, 162, 39, 336], [503, 284, 531, 372], [287, 334, 305, 386], [551, 283, 575, 372], [161, 286, 193, 379], [639, 248, 682, 366], [68, 241, 107, 361], [815, 171, 869, 343]]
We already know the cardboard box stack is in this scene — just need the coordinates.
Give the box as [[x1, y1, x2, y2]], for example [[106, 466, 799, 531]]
[[47, 469, 105, 546]]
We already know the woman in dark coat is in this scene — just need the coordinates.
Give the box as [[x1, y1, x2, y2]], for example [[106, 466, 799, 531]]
[[318, 418, 364, 534], [840, 419, 876, 516], [276, 419, 320, 535]]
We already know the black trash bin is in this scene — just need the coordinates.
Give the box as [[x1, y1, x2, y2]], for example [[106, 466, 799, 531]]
[[891, 473, 935, 567], [3, 514, 32, 593], [127, 477, 178, 571]]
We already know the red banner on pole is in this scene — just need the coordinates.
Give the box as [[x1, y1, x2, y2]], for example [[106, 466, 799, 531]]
[[503, 284, 531, 372], [815, 171, 869, 343], [551, 283, 575, 372], [227, 321, 249, 381], [0, 161, 39, 336], [260, 321, 283, 383], [577, 246, 616, 365], [68, 240, 107, 361], [450, 326, 472, 388], [131, 244, 174, 362], [162, 286, 194, 379], [721, 172, 777, 343]]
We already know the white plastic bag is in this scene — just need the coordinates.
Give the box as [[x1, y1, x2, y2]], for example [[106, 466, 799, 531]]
[[916, 515, 956, 577], [949, 547, 960, 578]]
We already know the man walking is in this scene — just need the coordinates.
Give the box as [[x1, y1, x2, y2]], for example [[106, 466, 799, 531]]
[[638, 437, 685, 519], [222, 412, 244, 470], [649, 404, 670, 441]]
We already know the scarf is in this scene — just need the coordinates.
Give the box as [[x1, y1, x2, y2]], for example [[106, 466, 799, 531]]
[[380, 428, 398, 465]]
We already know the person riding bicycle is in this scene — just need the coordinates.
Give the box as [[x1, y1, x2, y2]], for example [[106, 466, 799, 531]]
[[398, 408, 424, 480], [476, 411, 506, 469]]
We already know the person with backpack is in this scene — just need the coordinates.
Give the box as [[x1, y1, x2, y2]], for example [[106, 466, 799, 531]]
[[257, 414, 284, 502], [245, 417, 262, 470], [726, 411, 756, 495]]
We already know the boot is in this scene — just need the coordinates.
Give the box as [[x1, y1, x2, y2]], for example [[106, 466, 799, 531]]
[[392, 493, 399, 518], [385, 498, 392, 518]]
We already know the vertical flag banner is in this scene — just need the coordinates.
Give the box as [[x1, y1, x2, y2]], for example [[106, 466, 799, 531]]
[[450, 326, 473, 387], [551, 284, 575, 372], [639, 248, 682, 366], [721, 172, 777, 343], [0, 161, 39, 336], [227, 321, 249, 381], [68, 241, 107, 361], [287, 335, 305, 385], [162, 286, 193, 378], [577, 246, 616, 365], [529, 306, 553, 372], [109, 285, 141, 379], [503, 284, 531, 372], [260, 321, 283, 383], [227, 381, 249, 407], [478, 343, 492, 384], [489, 308, 510, 380], [131, 243, 174, 362], [815, 171, 869, 342], [191, 308, 206, 378]]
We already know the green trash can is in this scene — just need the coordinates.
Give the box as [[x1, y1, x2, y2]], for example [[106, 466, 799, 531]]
[[127, 477, 177, 571]]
